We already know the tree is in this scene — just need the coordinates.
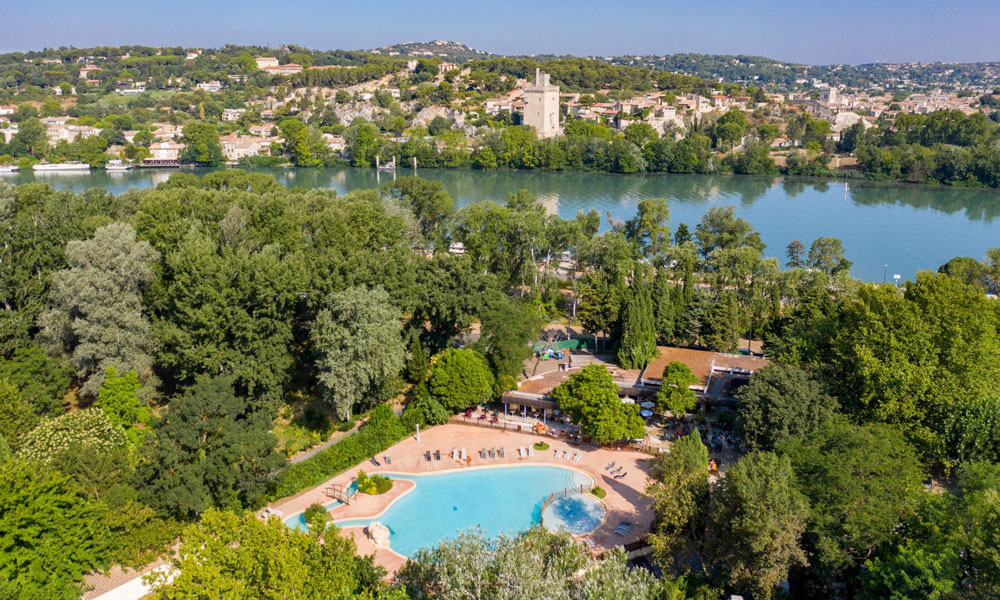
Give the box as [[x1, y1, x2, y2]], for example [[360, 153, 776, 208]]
[[617, 286, 658, 370], [657, 361, 699, 416], [396, 527, 668, 600], [427, 348, 494, 412], [830, 273, 1000, 458], [779, 420, 924, 580], [785, 240, 806, 269], [37, 223, 160, 398], [706, 451, 808, 600], [807, 237, 851, 275], [0, 345, 73, 415], [0, 379, 36, 452], [135, 375, 284, 519], [405, 333, 430, 384], [13, 117, 46, 155], [940, 395, 1000, 465], [97, 366, 151, 445], [428, 115, 452, 136], [735, 363, 837, 451], [548, 364, 646, 445], [858, 545, 956, 600], [407, 383, 450, 426], [624, 122, 658, 147], [624, 198, 671, 260], [695, 205, 764, 259], [179, 121, 223, 165], [0, 459, 112, 600], [312, 286, 406, 420], [16, 408, 126, 465], [938, 256, 988, 290], [148, 509, 387, 600], [647, 431, 710, 575], [381, 176, 454, 249], [475, 296, 542, 380]]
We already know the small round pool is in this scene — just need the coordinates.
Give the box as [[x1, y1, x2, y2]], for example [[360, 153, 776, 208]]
[[541, 492, 606, 534]]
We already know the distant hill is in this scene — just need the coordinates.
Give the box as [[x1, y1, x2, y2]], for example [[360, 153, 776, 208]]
[[369, 40, 494, 63]]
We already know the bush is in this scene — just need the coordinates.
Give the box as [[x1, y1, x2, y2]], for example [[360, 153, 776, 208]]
[[533, 441, 550, 451], [302, 502, 328, 527], [268, 404, 408, 499], [591, 486, 606, 499], [356, 470, 393, 495]]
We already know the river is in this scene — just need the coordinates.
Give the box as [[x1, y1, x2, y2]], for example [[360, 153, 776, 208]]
[[5, 166, 1000, 282]]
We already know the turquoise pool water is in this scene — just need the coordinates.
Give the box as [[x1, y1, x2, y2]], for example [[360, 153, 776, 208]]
[[330, 465, 595, 557], [284, 481, 359, 531], [542, 493, 606, 535]]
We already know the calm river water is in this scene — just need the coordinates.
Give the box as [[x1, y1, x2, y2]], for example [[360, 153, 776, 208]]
[[6, 166, 1000, 282]]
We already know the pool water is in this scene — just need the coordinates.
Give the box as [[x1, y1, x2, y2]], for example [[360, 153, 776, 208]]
[[542, 493, 606, 534], [329, 465, 597, 557]]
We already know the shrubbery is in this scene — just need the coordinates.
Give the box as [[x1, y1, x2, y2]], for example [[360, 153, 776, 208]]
[[269, 404, 408, 499], [356, 470, 393, 495], [533, 441, 550, 451], [591, 486, 607, 499]]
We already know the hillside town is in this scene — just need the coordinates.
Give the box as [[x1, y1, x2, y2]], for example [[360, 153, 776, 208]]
[[1, 44, 1000, 185]]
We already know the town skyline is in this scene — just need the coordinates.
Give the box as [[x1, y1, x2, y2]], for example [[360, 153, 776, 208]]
[[4, 0, 999, 65]]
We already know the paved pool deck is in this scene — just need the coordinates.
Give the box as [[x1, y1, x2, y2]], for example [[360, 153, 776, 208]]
[[270, 422, 656, 574]]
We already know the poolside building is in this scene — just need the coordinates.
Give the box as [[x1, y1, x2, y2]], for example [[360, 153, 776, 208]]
[[639, 346, 769, 406]]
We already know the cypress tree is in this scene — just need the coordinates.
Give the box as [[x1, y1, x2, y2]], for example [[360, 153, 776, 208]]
[[617, 285, 658, 369], [652, 268, 676, 343]]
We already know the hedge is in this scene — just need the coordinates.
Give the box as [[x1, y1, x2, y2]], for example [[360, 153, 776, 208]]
[[268, 404, 410, 500]]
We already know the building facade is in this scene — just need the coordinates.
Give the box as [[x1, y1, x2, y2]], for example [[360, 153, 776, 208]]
[[523, 68, 562, 139]]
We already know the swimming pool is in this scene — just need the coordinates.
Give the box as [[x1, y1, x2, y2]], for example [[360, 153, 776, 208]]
[[328, 465, 598, 557]]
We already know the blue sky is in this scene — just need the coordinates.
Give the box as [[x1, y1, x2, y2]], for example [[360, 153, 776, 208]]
[[2, 0, 998, 65]]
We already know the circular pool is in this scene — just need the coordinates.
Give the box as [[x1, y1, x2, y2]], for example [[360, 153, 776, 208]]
[[541, 492, 605, 534]]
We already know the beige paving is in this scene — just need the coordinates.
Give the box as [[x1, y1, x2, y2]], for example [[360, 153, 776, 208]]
[[271, 423, 656, 574]]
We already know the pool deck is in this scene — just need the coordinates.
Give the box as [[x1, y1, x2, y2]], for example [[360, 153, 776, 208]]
[[270, 423, 655, 574]]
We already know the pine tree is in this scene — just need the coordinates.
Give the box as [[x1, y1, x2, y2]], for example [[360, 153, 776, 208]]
[[617, 285, 658, 369]]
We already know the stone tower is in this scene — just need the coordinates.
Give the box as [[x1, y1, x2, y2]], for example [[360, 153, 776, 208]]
[[523, 68, 562, 138]]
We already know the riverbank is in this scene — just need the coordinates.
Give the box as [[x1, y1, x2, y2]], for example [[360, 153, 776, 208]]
[[3, 166, 1000, 282]]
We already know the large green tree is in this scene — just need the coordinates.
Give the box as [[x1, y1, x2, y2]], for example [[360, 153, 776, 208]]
[[37, 223, 160, 398], [135, 375, 284, 519], [148, 509, 389, 600], [647, 431, 710, 575], [706, 451, 809, 600], [548, 364, 645, 445], [779, 419, 925, 583], [656, 361, 699, 416], [0, 460, 112, 600], [735, 363, 837, 451], [312, 286, 406, 419], [179, 121, 224, 166], [427, 348, 494, 412]]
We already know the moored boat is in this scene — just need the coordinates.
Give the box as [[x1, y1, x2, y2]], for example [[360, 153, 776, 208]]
[[32, 161, 91, 172]]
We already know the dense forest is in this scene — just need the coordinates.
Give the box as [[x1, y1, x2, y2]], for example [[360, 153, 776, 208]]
[[2, 171, 1000, 599]]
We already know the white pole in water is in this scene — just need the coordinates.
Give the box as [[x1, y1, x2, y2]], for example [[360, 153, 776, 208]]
[[415, 423, 421, 442]]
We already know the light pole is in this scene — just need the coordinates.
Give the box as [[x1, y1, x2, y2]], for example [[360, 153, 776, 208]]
[[883, 264, 888, 284], [415, 423, 420, 442]]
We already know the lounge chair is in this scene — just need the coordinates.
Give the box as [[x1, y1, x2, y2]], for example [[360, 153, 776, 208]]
[[452, 448, 458, 460], [460, 448, 467, 460], [573, 451, 582, 462], [614, 521, 633, 536], [528, 447, 535, 457], [385, 455, 391, 465], [434, 450, 441, 461], [488, 448, 495, 459], [370, 457, 381, 467], [605, 461, 617, 471], [498, 448, 504, 458], [424, 451, 431, 461], [517, 447, 524, 458], [563, 449, 572, 460], [479, 448, 486, 459], [614, 472, 627, 480], [555, 449, 563, 459]]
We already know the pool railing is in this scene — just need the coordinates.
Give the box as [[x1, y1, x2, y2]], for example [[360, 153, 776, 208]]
[[539, 484, 587, 528]]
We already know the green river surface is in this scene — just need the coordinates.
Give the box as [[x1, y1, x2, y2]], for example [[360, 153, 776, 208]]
[[6, 166, 1000, 282]]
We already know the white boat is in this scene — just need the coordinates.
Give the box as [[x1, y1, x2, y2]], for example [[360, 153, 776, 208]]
[[105, 159, 132, 171], [0, 164, 18, 173], [32, 161, 90, 172]]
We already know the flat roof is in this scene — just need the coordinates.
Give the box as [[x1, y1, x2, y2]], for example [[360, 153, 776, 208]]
[[641, 346, 769, 386]]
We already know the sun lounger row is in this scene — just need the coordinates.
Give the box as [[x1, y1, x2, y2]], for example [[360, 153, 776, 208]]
[[554, 448, 583, 461], [517, 446, 536, 458], [614, 521, 633, 536]]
